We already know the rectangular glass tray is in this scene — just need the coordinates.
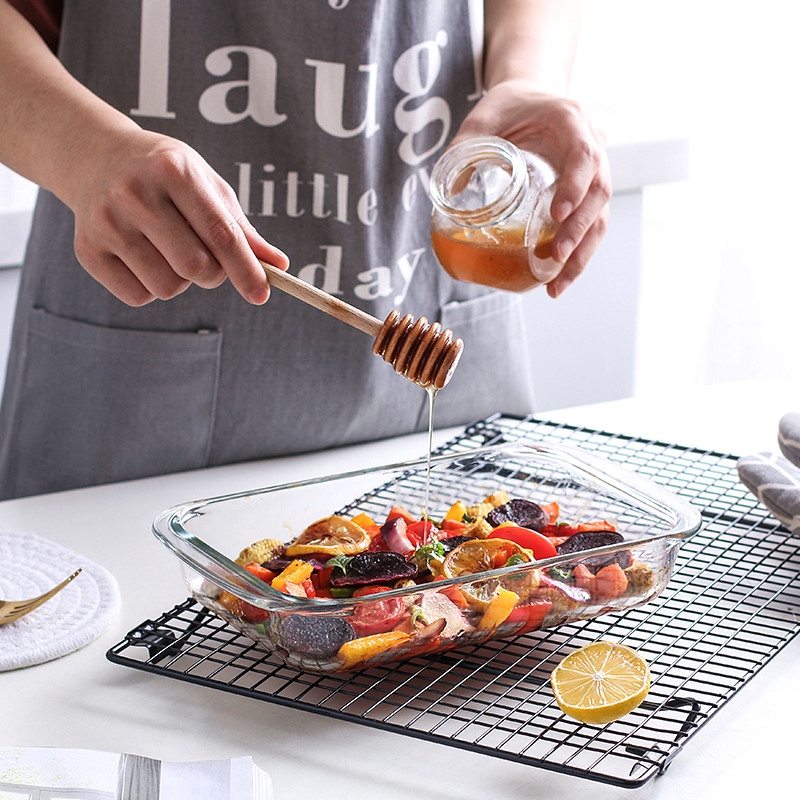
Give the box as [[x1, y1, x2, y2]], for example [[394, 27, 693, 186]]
[[107, 415, 800, 787], [151, 433, 700, 674]]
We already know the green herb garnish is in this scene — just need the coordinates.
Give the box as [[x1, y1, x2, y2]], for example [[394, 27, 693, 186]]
[[547, 565, 574, 583], [411, 539, 446, 569], [326, 554, 352, 574]]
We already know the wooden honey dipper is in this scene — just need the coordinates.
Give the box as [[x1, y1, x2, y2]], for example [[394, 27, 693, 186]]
[[260, 261, 464, 389]]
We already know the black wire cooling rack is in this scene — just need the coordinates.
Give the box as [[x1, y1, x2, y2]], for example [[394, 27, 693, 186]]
[[106, 414, 800, 788]]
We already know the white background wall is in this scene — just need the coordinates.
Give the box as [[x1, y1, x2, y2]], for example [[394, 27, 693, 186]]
[[572, 0, 799, 397]]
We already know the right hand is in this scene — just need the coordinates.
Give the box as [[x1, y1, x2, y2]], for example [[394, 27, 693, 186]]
[[452, 81, 611, 298], [68, 129, 288, 307]]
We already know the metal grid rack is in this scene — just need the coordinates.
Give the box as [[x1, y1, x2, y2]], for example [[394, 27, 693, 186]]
[[106, 415, 800, 788]]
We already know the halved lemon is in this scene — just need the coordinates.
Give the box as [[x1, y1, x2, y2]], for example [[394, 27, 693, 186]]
[[550, 641, 650, 725], [285, 515, 371, 556]]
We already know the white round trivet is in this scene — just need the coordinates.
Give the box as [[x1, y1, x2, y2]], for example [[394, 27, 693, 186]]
[[0, 530, 120, 671]]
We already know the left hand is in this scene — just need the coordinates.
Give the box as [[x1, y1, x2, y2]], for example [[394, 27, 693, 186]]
[[452, 79, 611, 297]]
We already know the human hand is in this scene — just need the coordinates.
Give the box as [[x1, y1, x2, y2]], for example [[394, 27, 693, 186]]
[[452, 80, 611, 297], [67, 129, 288, 307]]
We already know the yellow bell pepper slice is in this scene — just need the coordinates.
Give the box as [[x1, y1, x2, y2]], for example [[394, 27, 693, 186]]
[[337, 630, 411, 670], [444, 500, 468, 522], [351, 512, 376, 528], [479, 586, 520, 630], [271, 559, 314, 592]]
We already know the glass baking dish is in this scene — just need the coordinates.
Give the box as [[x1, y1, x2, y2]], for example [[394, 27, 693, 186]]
[[153, 442, 702, 673]]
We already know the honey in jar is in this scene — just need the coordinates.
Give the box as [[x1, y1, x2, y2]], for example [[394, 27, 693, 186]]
[[429, 136, 559, 292]]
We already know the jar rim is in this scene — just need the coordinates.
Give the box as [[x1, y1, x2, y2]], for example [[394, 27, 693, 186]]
[[429, 136, 528, 227]]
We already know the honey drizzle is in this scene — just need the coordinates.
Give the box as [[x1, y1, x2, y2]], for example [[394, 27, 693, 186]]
[[423, 385, 437, 540]]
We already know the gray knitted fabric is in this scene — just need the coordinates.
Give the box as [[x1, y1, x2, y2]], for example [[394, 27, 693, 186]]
[[737, 412, 800, 533], [778, 412, 800, 466]]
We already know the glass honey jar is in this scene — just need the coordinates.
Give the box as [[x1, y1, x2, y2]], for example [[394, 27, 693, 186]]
[[429, 136, 559, 292]]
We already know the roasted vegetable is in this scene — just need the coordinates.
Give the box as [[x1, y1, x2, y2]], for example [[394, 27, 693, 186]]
[[285, 515, 371, 557], [277, 615, 355, 657], [329, 552, 418, 587], [236, 538, 285, 566], [556, 530, 632, 570], [486, 499, 547, 531]]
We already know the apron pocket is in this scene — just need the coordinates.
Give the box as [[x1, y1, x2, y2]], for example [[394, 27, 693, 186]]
[[9, 307, 222, 496], [435, 291, 536, 426]]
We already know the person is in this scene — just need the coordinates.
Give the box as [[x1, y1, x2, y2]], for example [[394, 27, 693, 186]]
[[0, 0, 611, 500]]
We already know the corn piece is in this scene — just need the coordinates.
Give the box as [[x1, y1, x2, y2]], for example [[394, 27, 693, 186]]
[[484, 490, 510, 507]]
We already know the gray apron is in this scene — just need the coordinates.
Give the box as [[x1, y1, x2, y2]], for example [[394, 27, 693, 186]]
[[0, 0, 535, 499]]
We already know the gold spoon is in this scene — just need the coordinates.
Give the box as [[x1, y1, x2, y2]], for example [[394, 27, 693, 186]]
[[0, 568, 83, 625]]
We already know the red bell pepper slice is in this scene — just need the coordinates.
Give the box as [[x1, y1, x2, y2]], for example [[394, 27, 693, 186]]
[[505, 599, 552, 633], [433, 577, 469, 609], [540, 501, 560, 524], [386, 506, 417, 524], [243, 562, 277, 583], [406, 519, 437, 547], [440, 518, 467, 535], [487, 526, 558, 559]]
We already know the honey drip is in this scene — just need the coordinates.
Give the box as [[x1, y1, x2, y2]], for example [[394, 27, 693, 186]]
[[423, 385, 437, 526]]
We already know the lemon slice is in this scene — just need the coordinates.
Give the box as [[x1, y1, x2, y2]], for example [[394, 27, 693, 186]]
[[442, 538, 531, 577], [442, 538, 535, 610], [550, 641, 650, 725], [285, 515, 371, 556]]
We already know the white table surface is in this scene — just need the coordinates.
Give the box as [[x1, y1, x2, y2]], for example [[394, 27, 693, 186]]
[[1, 379, 798, 799]]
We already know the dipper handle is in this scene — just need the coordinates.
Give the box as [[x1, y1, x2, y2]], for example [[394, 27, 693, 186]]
[[260, 261, 463, 389]]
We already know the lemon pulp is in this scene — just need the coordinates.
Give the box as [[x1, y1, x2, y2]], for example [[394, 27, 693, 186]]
[[550, 641, 650, 725]]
